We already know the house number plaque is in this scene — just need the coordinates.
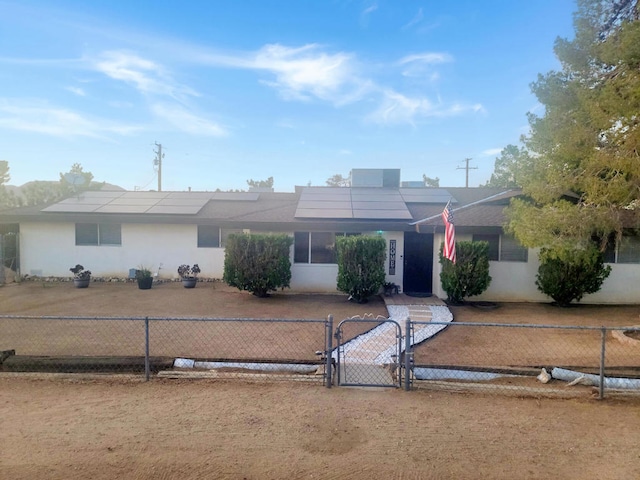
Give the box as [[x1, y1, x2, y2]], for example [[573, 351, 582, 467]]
[[389, 239, 396, 275]]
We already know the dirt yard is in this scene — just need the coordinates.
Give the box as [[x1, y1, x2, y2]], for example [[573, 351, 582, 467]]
[[416, 302, 640, 371], [2, 281, 640, 479], [0, 280, 388, 319], [2, 375, 640, 480]]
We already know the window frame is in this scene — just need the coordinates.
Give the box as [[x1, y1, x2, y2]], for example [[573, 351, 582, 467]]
[[197, 225, 221, 248], [472, 233, 528, 263], [75, 223, 121, 246], [613, 235, 640, 264], [294, 232, 360, 264]]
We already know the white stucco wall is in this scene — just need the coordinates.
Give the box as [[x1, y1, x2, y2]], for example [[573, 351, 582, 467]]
[[20, 222, 226, 279], [19, 222, 639, 302], [289, 231, 403, 292], [290, 264, 339, 292], [432, 236, 640, 304], [20, 223, 402, 292]]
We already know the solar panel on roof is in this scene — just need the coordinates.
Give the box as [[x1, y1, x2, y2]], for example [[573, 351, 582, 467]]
[[351, 201, 407, 210], [353, 209, 413, 219], [42, 204, 102, 213], [147, 205, 204, 214], [42, 190, 263, 215], [109, 197, 159, 206], [295, 187, 412, 220], [96, 205, 152, 214], [294, 208, 353, 218], [399, 188, 457, 204]]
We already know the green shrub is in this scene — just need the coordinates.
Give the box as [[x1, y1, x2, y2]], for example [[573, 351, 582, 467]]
[[439, 241, 492, 304], [536, 246, 611, 307], [336, 235, 386, 303], [223, 233, 293, 297]]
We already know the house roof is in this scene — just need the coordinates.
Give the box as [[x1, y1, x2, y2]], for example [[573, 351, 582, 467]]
[[409, 188, 518, 226], [0, 186, 518, 231]]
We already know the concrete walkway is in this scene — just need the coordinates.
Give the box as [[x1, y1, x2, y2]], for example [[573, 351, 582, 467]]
[[333, 294, 453, 385]]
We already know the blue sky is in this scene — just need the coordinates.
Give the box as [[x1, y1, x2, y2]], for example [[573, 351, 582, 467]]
[[1, 0, 576, 192]]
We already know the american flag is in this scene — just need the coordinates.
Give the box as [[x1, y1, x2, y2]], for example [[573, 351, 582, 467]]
[[442, 200, 456, 263]]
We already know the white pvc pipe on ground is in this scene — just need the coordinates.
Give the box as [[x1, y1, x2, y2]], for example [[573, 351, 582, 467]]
[[552, 367, 640, 390]]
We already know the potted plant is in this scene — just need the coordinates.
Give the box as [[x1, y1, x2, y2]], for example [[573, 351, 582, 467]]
[[383, 282, 399, 296], [178, 264, 201, 288], [135, 267, 153, 290], [70, 264, 91, 288]]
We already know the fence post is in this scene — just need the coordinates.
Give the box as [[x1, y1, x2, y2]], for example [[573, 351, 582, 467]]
[[599, 326, 606, 400], [145, 317, 150, 382], [404, 316, 411, 391], [326, 315, 333, 388]]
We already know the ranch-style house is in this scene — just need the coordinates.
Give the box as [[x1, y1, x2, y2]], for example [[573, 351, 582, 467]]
[[1, 168, 639, 304]]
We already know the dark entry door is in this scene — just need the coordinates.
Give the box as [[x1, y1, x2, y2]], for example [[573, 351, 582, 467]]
[[403, 232, 433, 296]]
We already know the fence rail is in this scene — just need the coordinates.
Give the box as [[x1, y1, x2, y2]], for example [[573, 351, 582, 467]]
[[409, 321, 640, 399], [1, 314, 639, 400], [0, 315, 333, 385]]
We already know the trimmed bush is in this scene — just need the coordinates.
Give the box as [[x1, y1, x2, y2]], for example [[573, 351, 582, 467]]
[[336, 235, 386, 303], [223, 233, 293, 297], [439, 241, 492, 304], [536, 246, 611, 307]]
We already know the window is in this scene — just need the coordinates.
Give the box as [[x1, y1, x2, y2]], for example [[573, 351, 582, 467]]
[[598, 234, 640, 264], [472, 234, 528, 262], [75, 223, 121, 246], [294, 232, 359, 264], [294, 232, 310, 263], [221, 228, 244, 248], [198, 226, 247, 248], [311, 232, 336, 264], [472, 234, 499, 261], [198, 225, 220, 248], [616, 235, 640, 264], [500, 235, 529, 262]]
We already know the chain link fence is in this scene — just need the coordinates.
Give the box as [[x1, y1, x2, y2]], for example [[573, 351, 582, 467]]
[[1, 314, 639, 399], [0, 315, 333, 384], [409, 321, 640, 399]]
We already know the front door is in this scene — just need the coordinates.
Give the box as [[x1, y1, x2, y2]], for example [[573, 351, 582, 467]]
[[403, 232, 433, 296]]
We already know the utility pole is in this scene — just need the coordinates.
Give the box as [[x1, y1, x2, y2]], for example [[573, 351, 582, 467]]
[[457, 158, 477, 188], [153, 142, 164, 191]]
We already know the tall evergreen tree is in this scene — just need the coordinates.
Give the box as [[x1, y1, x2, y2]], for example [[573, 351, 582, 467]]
[[507, 0, 640, 251], [484, 145, 529, 188]]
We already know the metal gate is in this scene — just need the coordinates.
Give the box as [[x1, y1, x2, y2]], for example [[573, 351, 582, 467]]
[[334, 316, 403, 388]]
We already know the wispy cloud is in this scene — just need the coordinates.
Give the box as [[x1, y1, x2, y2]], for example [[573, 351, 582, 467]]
[[65, 86, 86, 96], [368, 90, 484, 125], [252, 44, 364, 104], [397, 52, 453, 78], [402, 8, 424, 30], [363, 4, 378, 16], [398, 53, 452, 66], [360, 3, 378, 26], [0, 100, 141, 138], [199, 44, 371, 106], [93, 51, 199, 100], [151, 103, 227, 137]]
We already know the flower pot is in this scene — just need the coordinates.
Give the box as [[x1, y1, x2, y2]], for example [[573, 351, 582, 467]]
[[137, 277, 153, 290], [73, 278, 90, 288], [182, 278, 197, 288]]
